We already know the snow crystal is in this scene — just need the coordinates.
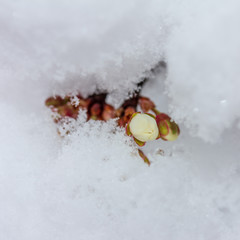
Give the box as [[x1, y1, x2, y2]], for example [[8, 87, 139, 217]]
[[70, 95, 80, 108]]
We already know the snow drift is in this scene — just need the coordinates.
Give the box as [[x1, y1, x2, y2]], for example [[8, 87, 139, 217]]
[[0, 0, 240, 239]]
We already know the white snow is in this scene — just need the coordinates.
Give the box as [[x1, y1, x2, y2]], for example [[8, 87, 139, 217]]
[[0, 0, 240, 239], [166, 0, 240, 141]]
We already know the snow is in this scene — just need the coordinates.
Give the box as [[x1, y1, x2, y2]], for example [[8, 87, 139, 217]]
[[166, 0, 240, 141], [0, 0, 240, 239]]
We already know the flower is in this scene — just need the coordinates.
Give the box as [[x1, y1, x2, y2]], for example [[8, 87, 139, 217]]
[[126, 113, 159, 146], [156, 113, 180, 141]]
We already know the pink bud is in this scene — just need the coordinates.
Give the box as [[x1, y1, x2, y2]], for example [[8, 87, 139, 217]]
[[102, 104, 116, 121], [57, 104, 77, 118], [156, 113, 180, 141], [45, 96, 63, 107], [90, 103, 102, 117], [78, 98, 91, 109], [138, 96, 156, 113]]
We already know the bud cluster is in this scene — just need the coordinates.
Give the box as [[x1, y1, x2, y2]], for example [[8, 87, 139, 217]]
[[45, 93, 140, 125], [125, 97, 180, 146], [45, 93, 113, 122], [45, 94, 180, 165]]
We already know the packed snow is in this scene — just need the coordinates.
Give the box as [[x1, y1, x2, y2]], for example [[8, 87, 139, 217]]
[[0, 0, 240, 239]]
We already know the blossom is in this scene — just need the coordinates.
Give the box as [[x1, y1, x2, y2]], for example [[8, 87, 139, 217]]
[[126, 113, 159, 146]]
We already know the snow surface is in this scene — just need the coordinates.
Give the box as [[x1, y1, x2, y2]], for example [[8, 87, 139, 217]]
[[0, 0, 240, 239]]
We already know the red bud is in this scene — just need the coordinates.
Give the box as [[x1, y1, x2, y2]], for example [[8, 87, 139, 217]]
[[156, 113, 180, 141], [45, 96, 63, 107], [102, 104, 116, 121], [139, 96, 155, 113], [90, 103, 102, 117]]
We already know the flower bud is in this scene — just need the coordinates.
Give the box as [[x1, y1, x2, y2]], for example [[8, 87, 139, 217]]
[[45, 96, 63, 107], [102, 104, 116, 121], [115, 107, 123, 118], [90, 103, 102, 117], [138, 96, 155, 113], [57, 103, 78, 118], [78, 98, 91, 109], [156, 113, 180, 141], [123, 106, 136, 124], [118, 107, 136, 127], [127, 113, 159, 144]]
